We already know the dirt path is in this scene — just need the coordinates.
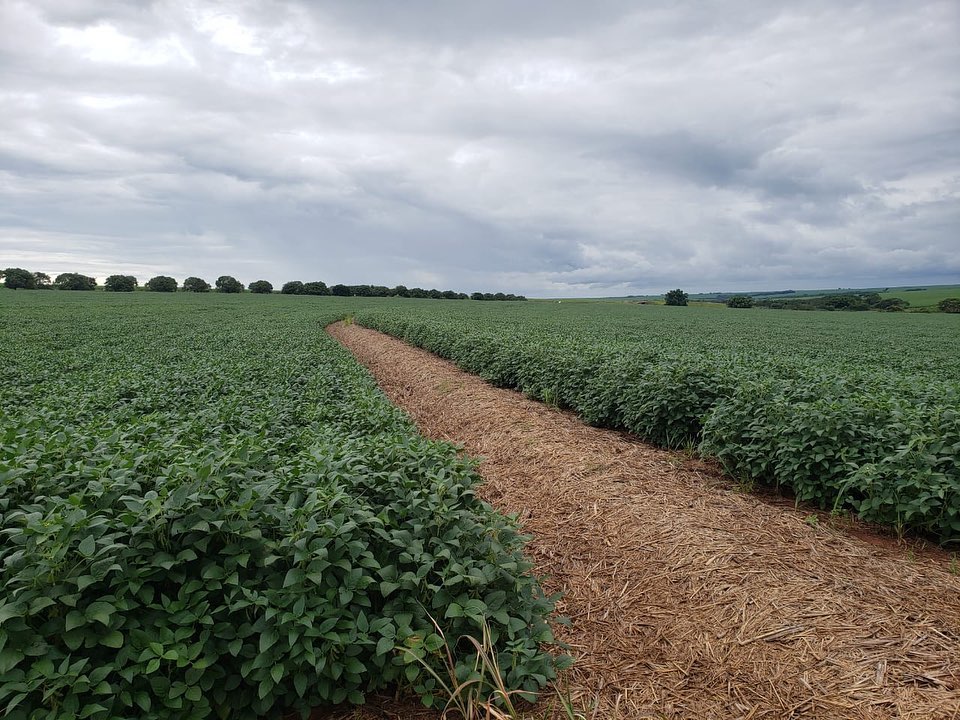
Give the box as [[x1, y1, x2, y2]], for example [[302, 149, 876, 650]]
[[327, 322, 960, 720]]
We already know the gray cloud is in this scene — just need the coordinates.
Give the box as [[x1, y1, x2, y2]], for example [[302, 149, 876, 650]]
[[0, 0, 957, 295]]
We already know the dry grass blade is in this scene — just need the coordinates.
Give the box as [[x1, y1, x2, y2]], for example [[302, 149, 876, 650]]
[[393, 613, 531, 720]]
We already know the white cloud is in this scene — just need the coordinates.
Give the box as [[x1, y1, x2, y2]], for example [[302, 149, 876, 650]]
[[56, 22, 195, 66]]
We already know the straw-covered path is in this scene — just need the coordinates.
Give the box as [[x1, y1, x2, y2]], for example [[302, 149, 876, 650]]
[[326, 322, 960, 720]]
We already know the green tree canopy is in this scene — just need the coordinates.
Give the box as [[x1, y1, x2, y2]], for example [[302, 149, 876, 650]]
[[303, 281, 329, 296], [105, 275, 138, 292], [55, 273, 97, 291], [215, 276, 243, 293], [3, 267, 37, 290], [664, 288, 688, 306], [876, 297, 908, 312], [145, 276, 178, 292], [726, 295, 753, 308], [248, 280, 273, 294], [939, 298, 960, 313], [182, 276, 211, 292]]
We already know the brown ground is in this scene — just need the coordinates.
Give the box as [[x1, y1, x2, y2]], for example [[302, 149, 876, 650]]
[[323, 322, 960, 720]]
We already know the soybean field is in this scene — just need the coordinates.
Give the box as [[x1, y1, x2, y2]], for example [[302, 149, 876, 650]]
[[354, 299, 960, 541], [0, 291, 562, 720], [3, 288, 959, 720]]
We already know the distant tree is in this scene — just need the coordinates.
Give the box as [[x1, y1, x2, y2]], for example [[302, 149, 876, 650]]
[[345, 284, 392, 297], [821, 295, 852, 311], [215, 275, 243, 293], [182, 276, 211, 292], [428, 289, 442, 299], [465, 291, 526, 301], [55, 273, 97, 291], [281, 281, 305, 295], [330, 284, 350, 296], [3, 267, 37, 290], [939, 298, 960, 314], [145, 275, 177, 292], [408, 287, 429, 298], [105, 274, 138, 292], [876, 298, 908, 312], [393, 285, 409, 297], [726, 295, 754, 308], [821, 293, 878, 311], [248, 280, 273, 294], [664, 288, 689, 306], [755, 291, 896, 312], [34, 272, 52, 289], [303, 281, 329, 296]]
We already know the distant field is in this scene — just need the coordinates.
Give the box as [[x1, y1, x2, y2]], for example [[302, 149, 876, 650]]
[[355, 299, 960, 541], [614, 283, 960, 307], [881, 284, 960, 309]]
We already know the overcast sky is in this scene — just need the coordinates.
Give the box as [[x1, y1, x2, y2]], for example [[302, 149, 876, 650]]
[[1, 1, 957, 296]]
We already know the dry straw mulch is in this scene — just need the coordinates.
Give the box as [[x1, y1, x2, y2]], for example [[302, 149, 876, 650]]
[[326, 322, 960, 720]]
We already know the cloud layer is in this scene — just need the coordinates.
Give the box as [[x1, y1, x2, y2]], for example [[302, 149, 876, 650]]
[[1, 0, 957, 295]]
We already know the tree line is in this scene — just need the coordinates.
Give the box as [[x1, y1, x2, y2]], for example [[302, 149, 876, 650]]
[[283, 282, 525, 301], [649, 287, 960, 313], [666, 287, 960, 313], [0, 268, 527, 300], [755, 292, 913, 312]]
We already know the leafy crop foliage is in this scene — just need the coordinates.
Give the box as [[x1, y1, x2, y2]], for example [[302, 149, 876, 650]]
[[354, 301, 960, 542], [0, 292, 562, 719]]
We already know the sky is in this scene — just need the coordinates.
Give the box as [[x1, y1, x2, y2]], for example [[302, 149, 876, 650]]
[[1, 1, 958, 297]]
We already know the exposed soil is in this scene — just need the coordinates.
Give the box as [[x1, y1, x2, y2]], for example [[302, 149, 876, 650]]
[[326, 322, 960, 720]]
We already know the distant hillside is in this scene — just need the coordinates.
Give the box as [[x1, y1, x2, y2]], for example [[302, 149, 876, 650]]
[[612, 283, 960, 309]]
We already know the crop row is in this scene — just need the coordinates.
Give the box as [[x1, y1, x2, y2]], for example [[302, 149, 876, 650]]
[[353, 303, 960, 542], [0, 292, 563, 720]]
